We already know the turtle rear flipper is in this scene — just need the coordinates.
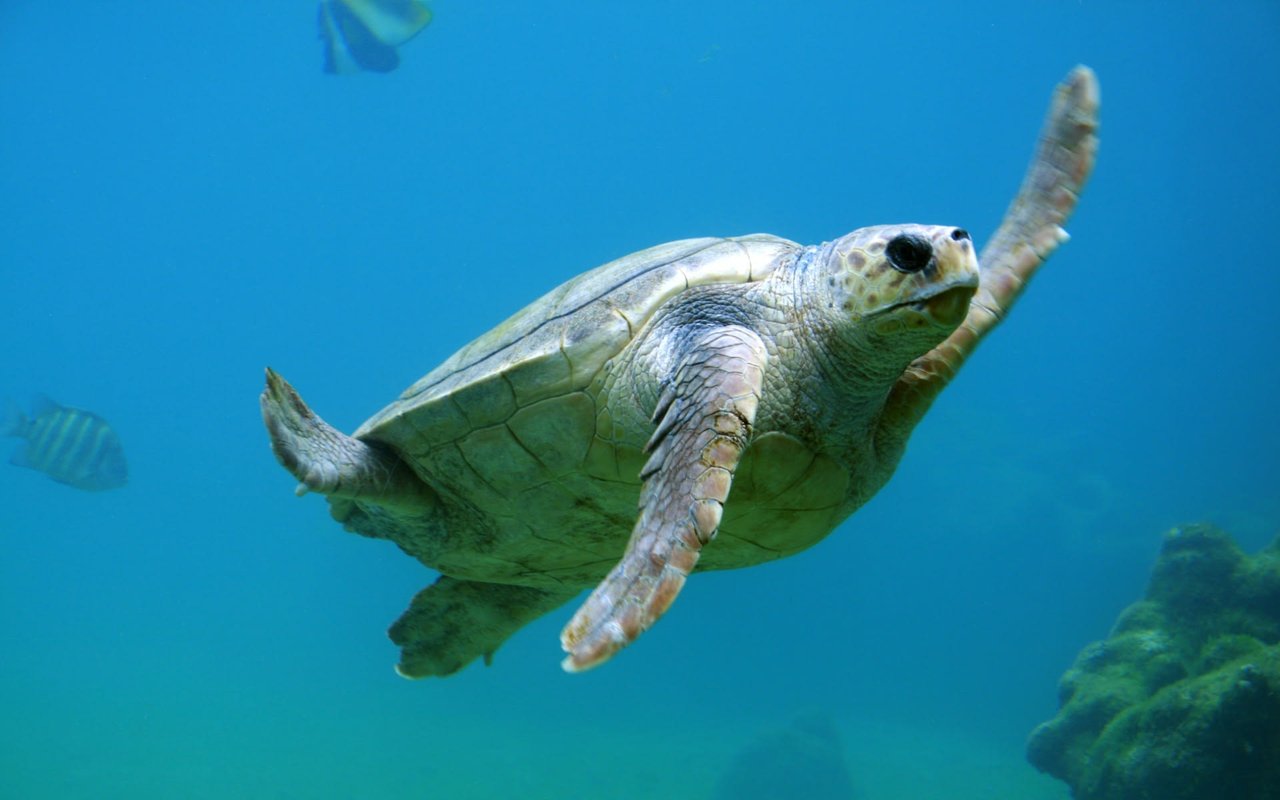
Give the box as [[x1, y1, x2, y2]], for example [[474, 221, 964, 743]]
[[391, 578, 578, 678], [260, 368, 428, 506]]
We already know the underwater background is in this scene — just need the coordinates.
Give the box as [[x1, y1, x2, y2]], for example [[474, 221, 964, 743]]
[[2, 1, 1277, 798]]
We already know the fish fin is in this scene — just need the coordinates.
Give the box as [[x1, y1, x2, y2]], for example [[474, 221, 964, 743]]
[[318, 2, 359, 75], [1, 399, 26, 437], [328, 0, 402, 73], [31, 394, 60, 417], [340, 0, 432, 46]]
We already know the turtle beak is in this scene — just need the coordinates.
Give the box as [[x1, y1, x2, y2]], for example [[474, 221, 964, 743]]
[[905, 230, 979, 326], [913, 284, 976, 326]]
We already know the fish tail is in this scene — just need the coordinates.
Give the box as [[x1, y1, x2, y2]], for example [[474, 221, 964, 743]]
[[1, 399, 26, 437]]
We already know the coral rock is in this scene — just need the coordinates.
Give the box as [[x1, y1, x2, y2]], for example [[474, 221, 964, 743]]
[[1027, 524, 1280, 800]]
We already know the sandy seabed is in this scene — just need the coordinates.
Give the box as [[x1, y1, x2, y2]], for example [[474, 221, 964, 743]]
[[1, 690, 1067, 800]]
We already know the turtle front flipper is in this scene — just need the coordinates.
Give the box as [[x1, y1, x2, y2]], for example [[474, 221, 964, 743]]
[[560, 325, 768, 672], [260, 368, 428, 506], [971, 64, 1099, 334], [879, 66, 1099, 446]]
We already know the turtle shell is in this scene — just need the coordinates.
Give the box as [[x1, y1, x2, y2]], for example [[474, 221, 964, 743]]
[[355, 234, 798, 467]]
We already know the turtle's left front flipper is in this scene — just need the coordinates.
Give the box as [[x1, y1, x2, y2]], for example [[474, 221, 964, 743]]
[[560, 326, 768, 672], [878, 66, 1099, 448]]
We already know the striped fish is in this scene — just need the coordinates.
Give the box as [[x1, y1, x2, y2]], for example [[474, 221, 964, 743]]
[[2, 396, 128, 491], [318, 0, 433, 74]]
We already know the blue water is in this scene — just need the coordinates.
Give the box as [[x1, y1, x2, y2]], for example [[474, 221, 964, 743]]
[[2, 2, 1277, 798]]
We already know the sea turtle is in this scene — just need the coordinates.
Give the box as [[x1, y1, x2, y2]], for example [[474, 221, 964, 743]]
[[262, 66, 1098, 678]]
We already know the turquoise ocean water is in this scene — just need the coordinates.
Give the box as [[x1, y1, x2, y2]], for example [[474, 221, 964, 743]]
[[2, 2, 1277, 798]]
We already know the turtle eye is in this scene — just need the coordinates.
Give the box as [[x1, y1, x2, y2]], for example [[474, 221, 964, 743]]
[[885, 234, 933, 273]]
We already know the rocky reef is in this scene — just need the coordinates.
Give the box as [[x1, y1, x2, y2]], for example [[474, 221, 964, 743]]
[[1027, 523, 1280, 800], [712, 712, 858, 800]]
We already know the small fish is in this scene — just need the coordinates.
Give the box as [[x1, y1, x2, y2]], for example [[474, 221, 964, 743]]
[[2, 396, 128, 491], [318, 0, 433, 75]]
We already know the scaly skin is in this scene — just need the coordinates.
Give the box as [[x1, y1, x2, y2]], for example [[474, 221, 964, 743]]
[[560, 225, 978, 671], [260, 67, 1100, 678], [560, 326, 769, 670], [879, 65, 1100, 456], [261, 368, 430, 507]]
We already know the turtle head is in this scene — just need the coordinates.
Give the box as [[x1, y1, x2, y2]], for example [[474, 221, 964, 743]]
[[827, 224, 979, 327], [804, 224, 979, 380]]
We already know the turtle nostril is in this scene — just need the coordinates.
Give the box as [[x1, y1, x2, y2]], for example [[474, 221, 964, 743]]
[[950, 228, 970, 242]]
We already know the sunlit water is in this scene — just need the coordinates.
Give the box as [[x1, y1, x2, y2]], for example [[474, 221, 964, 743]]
[[3, 2, 1277, 797]]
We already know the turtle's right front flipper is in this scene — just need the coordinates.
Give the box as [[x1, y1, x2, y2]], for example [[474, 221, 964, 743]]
[[560, 325, 768, 672], [260, 368, 428, 507]]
